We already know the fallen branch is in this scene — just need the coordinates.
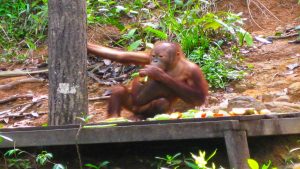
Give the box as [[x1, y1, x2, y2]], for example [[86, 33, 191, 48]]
[[288, 39, 300, 44], [87, 71, 112, 85], [0, 95, 33, 104], [0, 97, 47, 119], [0, 78, 44, 90], [88, 96, 110, 101], [4, 112, 47, 118], [268, 33, 299, 40], [0, 69, 48, 77]]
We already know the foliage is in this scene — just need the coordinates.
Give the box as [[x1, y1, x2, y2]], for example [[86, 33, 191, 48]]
[[85, 161, 110, 169], [247, 159, 277, 169], [0, 0, 252, 88], [0, 0, 48, 62], [36, 151, 53, 165], [156, 150, 222, 169], [4, 148, 65, 169], [156, 153, 182, 169], [185, 149, 218, 169], [87, 0, 252, 88], [284, 140, 300, 165]]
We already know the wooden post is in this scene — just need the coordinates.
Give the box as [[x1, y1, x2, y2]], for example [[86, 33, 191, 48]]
[[48, 0, 88, 125], [224, 130, 250, 169]]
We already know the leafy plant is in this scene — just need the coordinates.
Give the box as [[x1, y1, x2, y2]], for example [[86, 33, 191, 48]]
[[156, 153, 182, 169], [285, 140, 300, 165], [36, 151, 53, 166], [185, 150, 217, 169], [0, 0, 48, 62], [4, 148, 65, 169], [85, 161, 110, 169], [247, 159, 277, 169], [4, 149, 32, 169], [126, 0, 251, 88]]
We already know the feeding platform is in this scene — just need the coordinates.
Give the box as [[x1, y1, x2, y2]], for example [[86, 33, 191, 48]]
[[0, 113, 300, 169]]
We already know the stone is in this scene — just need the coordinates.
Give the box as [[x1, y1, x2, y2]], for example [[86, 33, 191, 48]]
[[208, 96, 219, 104], [260, 94, 275, 102], [264, 102, 300, 113], [234, 84, 247, 92], [288, 82, 300, 100], [227, 96, 266, 111], [267, 80, 288, 88], [275, 95, 290, 102]]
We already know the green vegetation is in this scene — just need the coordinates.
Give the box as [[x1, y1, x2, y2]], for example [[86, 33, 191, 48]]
[[85, 161, 110, 169], [0, 0, 253, 88], [0, 134, 65, 169], [156, 153, 182, 169], [156, 149, 220, 169], [0, 0, 48, 62], [247, 159, 277, 169]]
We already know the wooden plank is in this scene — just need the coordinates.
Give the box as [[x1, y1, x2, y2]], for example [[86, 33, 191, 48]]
[[224, 130, 250, 169], [1, 112, 299, 132], [0, 120, 239, 148], [241, 117, 300, 136]]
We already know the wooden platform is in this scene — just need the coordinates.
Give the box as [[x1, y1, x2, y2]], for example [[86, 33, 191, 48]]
[[1, 113, 300, 169]]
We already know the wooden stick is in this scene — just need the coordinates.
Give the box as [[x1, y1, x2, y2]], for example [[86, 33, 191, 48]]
[[0, 95, 33, 104], [268, 33, 299, 40], [0, 78, 44, 90], [0, 69, 48, 77], [87, 71, 112, 85], [88, 96, 110, 101]]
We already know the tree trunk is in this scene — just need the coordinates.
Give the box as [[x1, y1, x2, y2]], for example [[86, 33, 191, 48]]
[[48, 0, 88, 125]]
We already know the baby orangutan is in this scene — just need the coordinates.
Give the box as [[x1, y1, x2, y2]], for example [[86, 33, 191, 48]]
[[87, 41, 208, 119]]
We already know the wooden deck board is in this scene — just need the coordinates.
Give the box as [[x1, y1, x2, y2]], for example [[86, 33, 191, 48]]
[[0, 120, 240, 148], [0, 114, 299, 148]]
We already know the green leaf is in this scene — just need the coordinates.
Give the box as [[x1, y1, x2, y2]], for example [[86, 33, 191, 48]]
[[184, 161, 199, 169], [207, 149, 217, 161], [52, 164, 65, 169], [84, 163, 98, 169], [127, 39, 142, 51], [174, 0, 184, 6], [203, 22, 221, 30], [131, 72, 140, 78], [147, 114, 171, 121], [36, 151, 53, 166], [124, 28, 137, 39], [5, 149, 21, 157], [144, 27, 168, 40], [262, 160, 271, 169], [247, 159, 259, 169], [115, 5, 126, 13], [244, 32, 253, 46], [99, 161, 110, 167]]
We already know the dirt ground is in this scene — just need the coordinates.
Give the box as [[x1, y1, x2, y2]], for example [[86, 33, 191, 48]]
[[0, 0, 300, 128]]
